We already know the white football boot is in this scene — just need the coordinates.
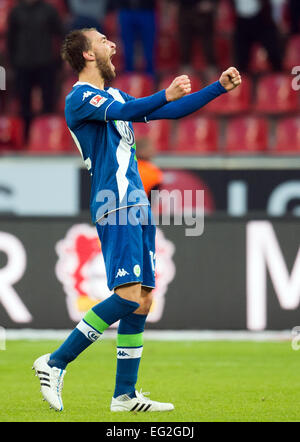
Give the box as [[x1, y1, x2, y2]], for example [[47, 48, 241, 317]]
[[110, 389, 175, 412], [32, 353, 66, 411]]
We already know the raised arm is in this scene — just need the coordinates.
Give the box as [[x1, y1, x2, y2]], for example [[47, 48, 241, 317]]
[[106, 75, 192, 121], [68, 75, 192, 128], [142, 68, 242, 121]]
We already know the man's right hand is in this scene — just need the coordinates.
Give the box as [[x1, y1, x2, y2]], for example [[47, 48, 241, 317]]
[[165, 75, 192, 102]]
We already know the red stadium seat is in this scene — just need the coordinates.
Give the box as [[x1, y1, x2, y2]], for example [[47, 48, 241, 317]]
[[273, 117, 300, 154], [224, 116, 269, 154], [284, 36, 300, 71], [204, 75, 252, 115], [111, 73, 155, 98], [28, 115, 74, 153], [174, 117, 219, 153], [133, 120, 171, 152], [0, 117, 24, 151], [254, 74, 299, 114]]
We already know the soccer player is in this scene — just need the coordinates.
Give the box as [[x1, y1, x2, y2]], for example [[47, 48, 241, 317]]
[[33, 28, 241, 412]]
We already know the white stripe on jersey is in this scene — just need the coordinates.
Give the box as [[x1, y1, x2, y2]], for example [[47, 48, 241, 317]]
[[69, 128, 92, 173], [106, 87, 133, 203], [116, 138, 131, 202]]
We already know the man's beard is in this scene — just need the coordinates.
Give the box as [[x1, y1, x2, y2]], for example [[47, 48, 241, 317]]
[[95, 54, 116, 83]]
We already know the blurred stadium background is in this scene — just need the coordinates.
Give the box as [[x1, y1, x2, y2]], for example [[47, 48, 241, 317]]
[[0, 0, 300, 338]]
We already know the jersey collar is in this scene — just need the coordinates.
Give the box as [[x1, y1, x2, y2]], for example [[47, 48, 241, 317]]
[[73, 81, 104, 90]]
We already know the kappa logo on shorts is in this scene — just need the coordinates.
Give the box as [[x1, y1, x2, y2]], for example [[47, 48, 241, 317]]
[[116, 268, 130, 278], [89, 95, 107, 108]]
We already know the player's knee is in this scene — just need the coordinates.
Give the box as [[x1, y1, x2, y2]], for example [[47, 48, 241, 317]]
[[115, 282, 142, 305], [142, 297, 153, 315], [139, 288, 154, 315]]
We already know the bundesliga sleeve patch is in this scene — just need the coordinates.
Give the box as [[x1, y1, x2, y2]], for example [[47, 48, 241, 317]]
[[89, 95, 107, 108]]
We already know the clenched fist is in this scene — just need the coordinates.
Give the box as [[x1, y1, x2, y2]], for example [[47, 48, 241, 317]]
[[165, 75, 192, 102], [219, 67, 242, 92]]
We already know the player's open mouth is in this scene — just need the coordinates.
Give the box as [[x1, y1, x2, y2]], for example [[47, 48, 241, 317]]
[[110, 52, 116, 69]]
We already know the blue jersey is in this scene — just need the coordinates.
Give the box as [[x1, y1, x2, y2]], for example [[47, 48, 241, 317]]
[[65, 79, 226, 223], [65, 81, 149, 223]]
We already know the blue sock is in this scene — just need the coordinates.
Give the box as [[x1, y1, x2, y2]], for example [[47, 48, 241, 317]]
[[114, 312, 147, 398], [48, 294, 139, 369]]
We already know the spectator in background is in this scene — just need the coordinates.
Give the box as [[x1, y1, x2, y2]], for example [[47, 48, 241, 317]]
[[65, 0, 108, 33], [288, 0, 300, 34], [113, 0, 157, 75], [270, 0, 286, 26], [6, 0, 63, 143], [136, 137, 163, 200], [175, 0, 219, 74], [231, 0, 283, 72]]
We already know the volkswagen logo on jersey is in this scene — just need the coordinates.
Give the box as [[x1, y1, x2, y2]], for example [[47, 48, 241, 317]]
[[55, 224, 176, 324], [114, 120, 135, 147]]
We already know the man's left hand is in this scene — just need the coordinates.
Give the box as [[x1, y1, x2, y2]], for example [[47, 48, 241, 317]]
[[219, 67, 242, 92]]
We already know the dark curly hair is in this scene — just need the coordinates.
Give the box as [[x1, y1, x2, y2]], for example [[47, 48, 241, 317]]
[[61, 28, 97, 74]]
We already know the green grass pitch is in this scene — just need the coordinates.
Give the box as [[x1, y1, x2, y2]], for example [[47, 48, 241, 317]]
[[0, 339, 299, 422]]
